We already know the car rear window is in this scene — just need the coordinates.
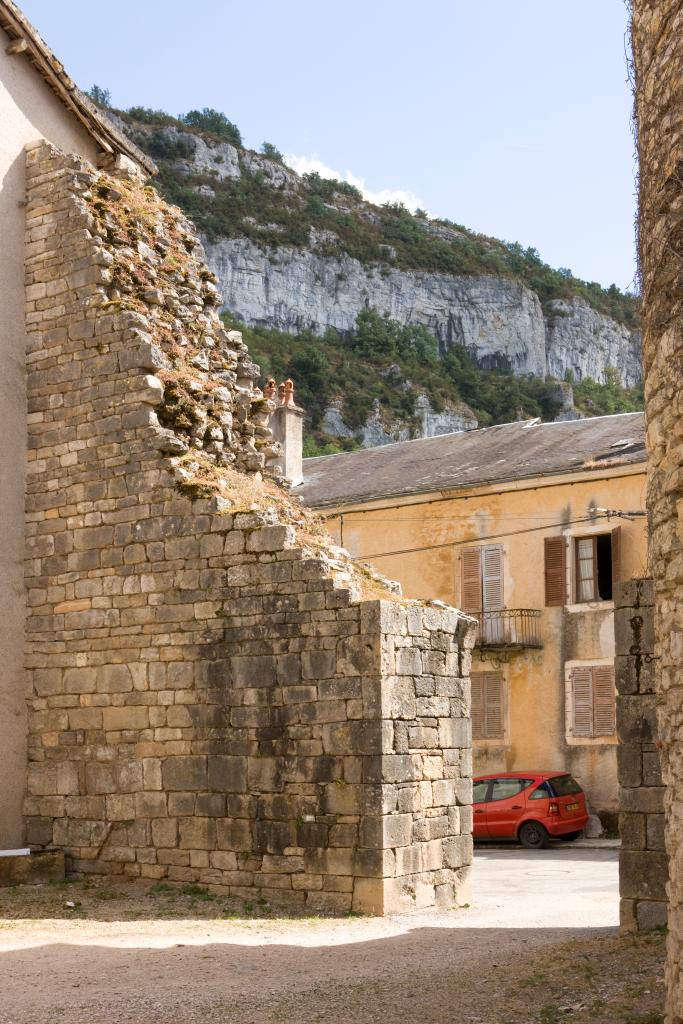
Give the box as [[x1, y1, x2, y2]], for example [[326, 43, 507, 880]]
[[489, 778, 534, 801], [550, 775, 582, 797], [529, 781, 552, 800]]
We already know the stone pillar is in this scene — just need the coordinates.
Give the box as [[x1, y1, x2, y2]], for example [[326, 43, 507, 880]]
[[615, 579, 667, 932]]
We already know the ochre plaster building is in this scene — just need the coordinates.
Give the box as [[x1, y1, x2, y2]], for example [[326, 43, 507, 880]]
[[300, 413, 648, 827]]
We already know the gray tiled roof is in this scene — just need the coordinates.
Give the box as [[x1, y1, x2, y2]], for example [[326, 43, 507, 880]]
[[298, 412, 646, 509]]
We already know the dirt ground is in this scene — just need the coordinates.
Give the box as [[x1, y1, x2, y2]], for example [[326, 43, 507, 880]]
[[0, 850, 665, 1024]]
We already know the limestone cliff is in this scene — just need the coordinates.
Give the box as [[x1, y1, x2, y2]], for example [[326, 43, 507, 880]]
[[111, 113, 641, 389], [206, 236, 642, 386]]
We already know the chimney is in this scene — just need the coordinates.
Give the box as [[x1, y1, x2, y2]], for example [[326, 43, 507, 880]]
[[269, 378, 305, 486]]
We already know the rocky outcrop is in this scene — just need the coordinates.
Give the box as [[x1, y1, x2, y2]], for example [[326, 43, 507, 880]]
[[115, 117, 642, 387], [322, 395, 478, 448], [545, 298, 642, 387], [206, 236, 642, 385]]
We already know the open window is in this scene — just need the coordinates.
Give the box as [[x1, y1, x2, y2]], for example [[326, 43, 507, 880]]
[[574, 527, 620, 602], [544, 527, 621, 607]]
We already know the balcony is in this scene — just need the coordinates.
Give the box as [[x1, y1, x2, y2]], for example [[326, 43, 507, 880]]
[[474, 609, 543, 651]]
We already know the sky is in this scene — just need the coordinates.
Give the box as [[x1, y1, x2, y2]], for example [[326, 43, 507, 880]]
[[20, 0, 637, 291]]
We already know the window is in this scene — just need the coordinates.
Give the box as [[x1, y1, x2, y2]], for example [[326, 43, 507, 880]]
[[461, 545, 504, 614], [473, 780, 490, 804], [471, 671, 504, 740], [570, 665, 616, 738], [549, 775, 582, 797], [489, 778, 533, 801], [544, 527, 621, 607], [529, 781, 553, 800]]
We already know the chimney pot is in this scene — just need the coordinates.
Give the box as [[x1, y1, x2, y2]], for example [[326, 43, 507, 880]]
[[269, 378, 304, 486]]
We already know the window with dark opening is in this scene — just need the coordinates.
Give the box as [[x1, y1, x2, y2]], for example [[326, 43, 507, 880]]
[[574, 533, 613, 601]]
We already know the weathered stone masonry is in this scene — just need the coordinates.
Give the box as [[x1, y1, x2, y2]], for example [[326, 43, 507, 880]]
[[615, 578, 667, 933], [22, 141, 474, 913]]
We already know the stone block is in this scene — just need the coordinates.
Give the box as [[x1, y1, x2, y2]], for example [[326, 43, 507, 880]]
[[216, 819, 252, 851], [337, 635, 379, 676], [0, 851, 65, 887], [246, 525, 295, 552], [382, 677, 416, 720], [443, 834, 473, 869], [620, 786, 665, 814], [209, 756, 247, 793], [617, 695, 658, 746], [619, 812, 646, 850], [162, 756, 208, 791], [103, 706, 150, 731], [301, 649, 336, 680], [179, 817, 216, 850], [636, 900, 668, 931], [647, 813, 666, 851], [619, 850, 668, 901], [230, 656, 276, 688], [438, 717, 471, 749]]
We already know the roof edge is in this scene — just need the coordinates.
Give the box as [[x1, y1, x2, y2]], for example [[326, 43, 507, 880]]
[[0, 1, 157, 176]]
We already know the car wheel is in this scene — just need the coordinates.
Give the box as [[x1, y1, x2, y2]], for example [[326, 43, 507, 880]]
[[519, 821, 549, 850], [559, 830, 582, 842]]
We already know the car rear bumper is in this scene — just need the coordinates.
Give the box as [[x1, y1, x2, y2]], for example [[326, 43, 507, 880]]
[[544, 815, 589, 836]]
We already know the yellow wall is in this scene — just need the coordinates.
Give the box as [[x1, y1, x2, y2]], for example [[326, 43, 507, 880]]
[[323, 464, 648, 823]]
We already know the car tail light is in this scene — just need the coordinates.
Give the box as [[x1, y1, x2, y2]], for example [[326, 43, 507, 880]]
[[549, 802, 559, 815]]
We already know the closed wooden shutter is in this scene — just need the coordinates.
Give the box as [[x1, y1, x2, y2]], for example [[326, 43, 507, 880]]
[[544, 536, 566, 606], [571, 667, 594, 737], [593, 665, 616, 736], [611, 526, 622, 587], [482, 545, 504, 611], [484, 673, 504, 738], [461, 546, 482, 613], [471, 671, 504, 740], [471, 673, 485, 739]]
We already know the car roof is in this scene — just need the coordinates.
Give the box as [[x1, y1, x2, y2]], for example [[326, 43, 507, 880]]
[[473, 771, 571, 781]]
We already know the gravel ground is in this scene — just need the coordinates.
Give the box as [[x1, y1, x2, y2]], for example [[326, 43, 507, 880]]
[[0, 848, 665, 1024]]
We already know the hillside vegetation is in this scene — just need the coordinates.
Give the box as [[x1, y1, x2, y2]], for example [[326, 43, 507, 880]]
[[233, 310, 643, 456], [114, 105, 640, 328], [93, 98, 643, 450]]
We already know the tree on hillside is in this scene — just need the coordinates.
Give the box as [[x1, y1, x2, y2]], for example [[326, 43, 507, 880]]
[[261, 142, 284, 163], [180, 109, 242, 146], [87, 84, 111, 107]]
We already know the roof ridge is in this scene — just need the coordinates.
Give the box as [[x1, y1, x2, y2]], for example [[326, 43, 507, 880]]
[[0, 1, 156, 175]]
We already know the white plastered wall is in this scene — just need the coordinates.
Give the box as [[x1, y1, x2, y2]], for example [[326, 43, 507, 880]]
[[0, 30, 100, 846]]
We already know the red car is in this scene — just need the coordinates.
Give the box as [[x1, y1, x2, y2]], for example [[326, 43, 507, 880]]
[[473, 771, 589, 849]]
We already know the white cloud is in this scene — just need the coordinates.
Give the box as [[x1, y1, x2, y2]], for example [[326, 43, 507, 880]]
[[284, 154, 428, 214]]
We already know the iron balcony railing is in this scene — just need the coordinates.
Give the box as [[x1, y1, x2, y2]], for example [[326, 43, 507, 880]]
[[474, 609, 543, 650]]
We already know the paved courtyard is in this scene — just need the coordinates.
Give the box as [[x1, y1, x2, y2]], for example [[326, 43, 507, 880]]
[[0, 847, 635, 1024]]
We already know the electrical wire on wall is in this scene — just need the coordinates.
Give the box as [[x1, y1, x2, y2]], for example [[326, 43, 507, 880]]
[[346, 508, 645, 563]]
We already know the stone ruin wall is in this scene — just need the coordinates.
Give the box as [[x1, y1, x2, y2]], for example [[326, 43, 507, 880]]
[[615, 579, 667, 932], [632, 1, 683, 1017], [22, 141, 475, 913]]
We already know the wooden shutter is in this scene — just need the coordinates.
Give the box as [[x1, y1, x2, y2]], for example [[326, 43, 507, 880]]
[[482, 545, 504, 611], [593, 665, 616, 736], [471, 671, 504, 740], [471, 673, 485, 739], [461, 546, 482, 613], [484, 673, 504, 738], [611, 526, 622, 587], [571, 667, 594, 737], [544, 536, 566, 606]]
